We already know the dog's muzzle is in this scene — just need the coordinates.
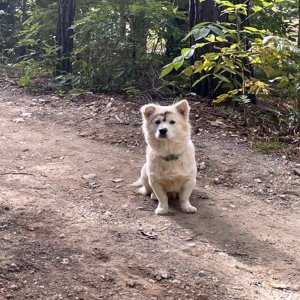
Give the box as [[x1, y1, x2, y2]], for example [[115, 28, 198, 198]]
[[158, 128, 168, 138]]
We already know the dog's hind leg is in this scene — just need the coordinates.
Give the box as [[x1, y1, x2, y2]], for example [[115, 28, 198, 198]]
[[138, 163, 152, 196]]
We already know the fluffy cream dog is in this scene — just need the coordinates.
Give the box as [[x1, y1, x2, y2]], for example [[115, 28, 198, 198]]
[[135, 100, 197, 215]]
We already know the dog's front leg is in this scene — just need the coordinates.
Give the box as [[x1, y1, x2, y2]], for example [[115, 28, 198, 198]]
[[179, 179, 197, 213], [150, 182, 169, 215]]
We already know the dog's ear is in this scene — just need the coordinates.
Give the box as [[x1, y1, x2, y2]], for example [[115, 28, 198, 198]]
[[141, 104, 156, 118], [175, 100, 190, 117]]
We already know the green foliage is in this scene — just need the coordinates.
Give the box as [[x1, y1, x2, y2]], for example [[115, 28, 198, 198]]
[[161, 0, 300, 124], [253, 0, 299, 43], [260, 35, 300, 98], [1, 0, 188, 93], [71, 0, 186, 91], [161, 1, 271, 103], [13, 4, 58, 86]]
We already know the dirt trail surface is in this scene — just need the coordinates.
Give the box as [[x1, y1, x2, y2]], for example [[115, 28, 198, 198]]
[[0, 84, 300, 300]]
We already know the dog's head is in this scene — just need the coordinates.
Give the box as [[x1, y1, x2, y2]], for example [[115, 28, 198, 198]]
[[141, 100, 191, 145]]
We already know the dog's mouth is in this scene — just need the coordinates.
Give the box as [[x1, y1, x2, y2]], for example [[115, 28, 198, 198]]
[[158, 134, 168, 139], [156, 133, 173, 140]]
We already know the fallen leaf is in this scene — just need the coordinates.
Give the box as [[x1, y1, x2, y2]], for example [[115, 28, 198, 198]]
[[271, 282, 290, 290], [82, 173, 96, 180], [13, 118, 25, 123], [20, 112, 32, 118], [138, 229, 157, 239]]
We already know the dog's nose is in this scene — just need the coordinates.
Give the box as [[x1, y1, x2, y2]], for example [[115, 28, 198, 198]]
[[159, 128, 168, 136]]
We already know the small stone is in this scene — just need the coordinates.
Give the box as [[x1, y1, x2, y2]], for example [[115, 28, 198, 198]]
[[112, 178, 124, 183], [187, 242, 196, 247], [78, 132, 88, 137], [10, 284, 18, 290], [104, 211, 112, 217], [198, 270, 206, 276], [13, 117, 25, 123], [199, 161, 206, 170], [61, 258, 69, 265], [171, 279, 181, 284], [126, 281, 136, 288], [82, 173, 96, 180], [160, 273, 169, 279], [59, 233, 65, 239], [198, 192, 208, 199], [20, 112, 32, 118], [293, 168, 300, 177], [254, 178, 262, 183], [38, 98, 50, 104]]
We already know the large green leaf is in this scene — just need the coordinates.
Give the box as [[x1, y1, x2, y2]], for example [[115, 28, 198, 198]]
[[174, 59, 184, 70], [160, 64, 174, 78], [214, 73, 230, 83], [193, 28, 210, 41], [208, 25, 225, 38], [181, 48, 195, 59], [192, 74, 210, 87]]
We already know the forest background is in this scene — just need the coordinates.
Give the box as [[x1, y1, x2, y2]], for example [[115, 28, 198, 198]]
[[0, 0, 299, 155]]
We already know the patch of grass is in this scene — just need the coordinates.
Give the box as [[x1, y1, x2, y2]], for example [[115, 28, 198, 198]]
[[254, 141, 285, 152]]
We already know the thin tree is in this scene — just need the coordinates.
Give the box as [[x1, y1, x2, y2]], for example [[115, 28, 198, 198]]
[[298, 0, 300, 47], [56, 0, 76, 76], [189, 0, 224, 97]]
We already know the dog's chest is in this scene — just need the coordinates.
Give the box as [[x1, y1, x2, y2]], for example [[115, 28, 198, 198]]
[[150, 158, 194, 191]]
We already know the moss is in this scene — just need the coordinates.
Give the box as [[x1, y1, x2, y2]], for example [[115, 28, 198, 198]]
[[254, 141, 285, 151]]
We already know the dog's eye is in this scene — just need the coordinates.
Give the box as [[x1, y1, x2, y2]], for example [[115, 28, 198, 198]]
[[170, 120, 176, 125], [155, 120, 161, 125]]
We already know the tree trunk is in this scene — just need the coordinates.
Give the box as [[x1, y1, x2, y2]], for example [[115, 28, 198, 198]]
[[56, 0, 76, 76], [21, 0, 27, 23], [189, 0, 223, 98], [189, 0, 251, 99], [298, 0, 300, 47], [166, 1, 189, 58], [129, 10, 147, 77]]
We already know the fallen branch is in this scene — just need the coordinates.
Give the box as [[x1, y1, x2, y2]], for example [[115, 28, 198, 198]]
[[0, 172, 34, 176]]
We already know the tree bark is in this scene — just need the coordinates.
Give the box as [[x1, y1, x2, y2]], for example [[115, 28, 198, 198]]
[[298, 0, 300, 47], [21, 0, 27, 23], [189, 0, 223, 98], [166, 1, 189, 58], [56, 0, 76, 76]]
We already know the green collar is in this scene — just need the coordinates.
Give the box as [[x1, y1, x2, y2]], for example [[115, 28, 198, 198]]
[[161, 153, 180, 161]]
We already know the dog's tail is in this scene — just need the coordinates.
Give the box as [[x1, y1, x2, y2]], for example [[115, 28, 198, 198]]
[[129, 177, 143, 187]]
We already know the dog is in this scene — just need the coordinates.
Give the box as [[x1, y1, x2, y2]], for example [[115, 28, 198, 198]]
[[134, 100, 197, 215]]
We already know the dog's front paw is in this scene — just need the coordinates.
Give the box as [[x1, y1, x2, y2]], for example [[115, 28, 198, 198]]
[[155, 207, 169, 215], [181, 204, 197, 214]]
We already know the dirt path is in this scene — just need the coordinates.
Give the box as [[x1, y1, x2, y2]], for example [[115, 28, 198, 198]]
[[0, 85, 300, 300]]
